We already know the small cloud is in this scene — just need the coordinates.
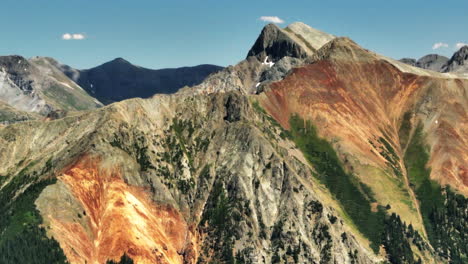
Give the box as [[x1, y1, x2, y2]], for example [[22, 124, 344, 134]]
[[62, 33, 86, 40], [455, 42, 468, 50], [62, 33, 72, 40], [432, 42, 448, 50], [259, 16, 284, 24], [72, 33, 85, 40]]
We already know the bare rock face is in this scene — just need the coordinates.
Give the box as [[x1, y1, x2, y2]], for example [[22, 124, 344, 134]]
[[247, 22, 335, 64], [247, 23, 313, 62], [442, 45, 468, 73], [416, 54, 449, 72], [0, 56, 50, 114], [399, 48, 468, 74], [0, 55, 102, 117]]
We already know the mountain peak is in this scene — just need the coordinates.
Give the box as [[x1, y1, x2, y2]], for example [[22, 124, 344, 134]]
[[442, 45, 468, 73], [312, 36, 375, 63], [0, 55, 28, 66], [246, 23, 311, 62], [453, 45, 468, 59], [110, 57, 132, 65], [98, 57, 136, 71], [246, 21, 336, 63], [286, 21, 309, 28], [0, 55, 35, 74], [415, 54, 448, 72], [285, 22, 334, 50]]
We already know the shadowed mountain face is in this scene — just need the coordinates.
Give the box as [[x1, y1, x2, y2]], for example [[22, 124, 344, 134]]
[[62, 58, 222, 104], [247, 22, 334, 63], [1, 22, 468, 264]]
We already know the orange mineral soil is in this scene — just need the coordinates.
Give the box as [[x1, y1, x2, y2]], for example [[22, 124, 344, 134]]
[[47, 156, 197, 264], [259, 56, 468, 194]]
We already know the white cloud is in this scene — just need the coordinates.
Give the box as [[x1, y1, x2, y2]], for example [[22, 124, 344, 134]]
[[432, 42, 448, 50], [62, 33, 86, 40], [259, 16, 284, 24], [72, 33, 85, 40], [455, 42, 468, 50], [62, 33, 72, 40]]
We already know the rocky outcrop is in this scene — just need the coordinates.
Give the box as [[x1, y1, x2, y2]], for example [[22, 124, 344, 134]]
[[246, 23, 334, 63], [246, 24, 313, 62], [442, 45, 468, 73]]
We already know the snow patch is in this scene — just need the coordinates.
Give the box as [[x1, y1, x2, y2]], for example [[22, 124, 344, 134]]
[[58, 81, 74, 90], [262, 56, 275, 68]]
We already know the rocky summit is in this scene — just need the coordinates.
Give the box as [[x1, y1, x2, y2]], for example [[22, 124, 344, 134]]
[[0, 22, 467, 264], [442, 45, 468, 73]]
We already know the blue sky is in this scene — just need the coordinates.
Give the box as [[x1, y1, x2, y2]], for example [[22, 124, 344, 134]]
[[1, 0, 466, 69]]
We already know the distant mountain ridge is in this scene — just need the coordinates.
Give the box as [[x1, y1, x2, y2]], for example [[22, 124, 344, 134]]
[[57, 58, 223, 104], [0, 55, 222, 123], [400, 46, 468, 73]]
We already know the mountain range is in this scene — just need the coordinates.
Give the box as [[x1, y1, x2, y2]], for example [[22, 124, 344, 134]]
[[56, 58, 222, 105], [0, 22, 467, 264], [0, 56, 221, 123], [399, 46, 468, 73]]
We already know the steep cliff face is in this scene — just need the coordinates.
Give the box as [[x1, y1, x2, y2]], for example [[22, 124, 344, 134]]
[[246, 22, 334, 63], [442, 46, 468, 73]]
